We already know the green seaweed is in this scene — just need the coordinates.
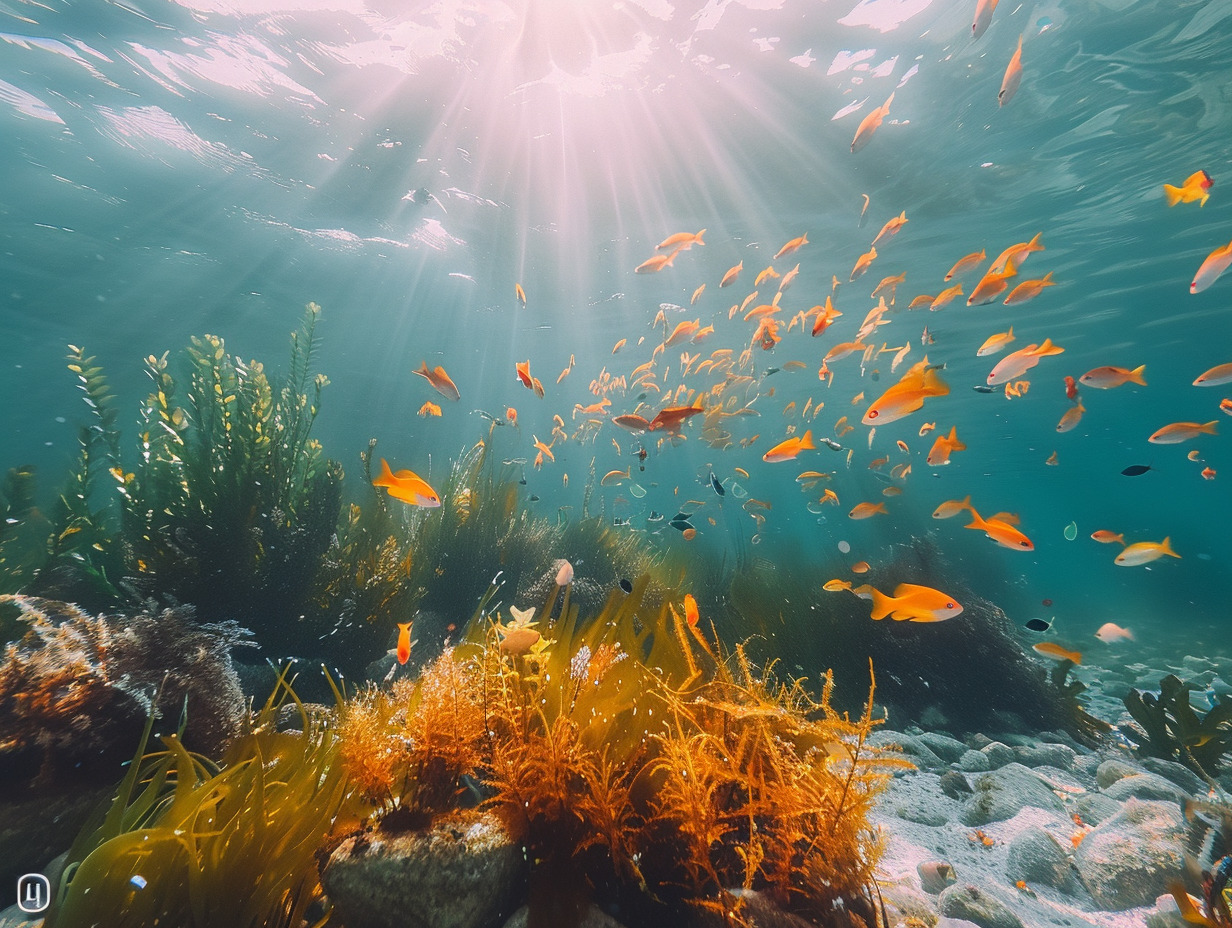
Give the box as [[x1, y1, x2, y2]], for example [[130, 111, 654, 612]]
[[45, 668, 351, 928], [1121, 674, 1232, 777]]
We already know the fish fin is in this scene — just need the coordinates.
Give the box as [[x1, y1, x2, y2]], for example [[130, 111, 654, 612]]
[[695, 229, 706, 245], [1003, 258, 1017, 277], [374, 457, 395, 487], [1129, 364, 1147, 385], [1163, 185, 1185, 207], [1161, 536, 1182, 558], [866, 587, 895, 620], [1201, 420, 1219, 435], [397, 621, 412, 632], [1167, 881, 1217, 926], [800, 429, 815, 450], [1040, 272, 1054, 284]]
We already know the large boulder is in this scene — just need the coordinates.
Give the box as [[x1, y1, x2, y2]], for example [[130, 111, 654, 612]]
[[960, 763, 1065, 826], [322, 811, 524, 928], [1005, 826, 1081, 894], [936, 884, 1023, 928], [1073, 798, 1187, 910]]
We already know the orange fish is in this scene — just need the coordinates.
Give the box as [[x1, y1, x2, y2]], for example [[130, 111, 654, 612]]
[[395, 621, 413, 665], [763, 430, 815, 462], [824, 340, 868, 364], [1191, 239, 1232, 294], [972, 0, 998, 39], [999, 35, 1024, 107], [849, 501, 888, 519], [987, 338, 1064, 385], [612, 413, 651, 432], [774, 234, 809, 259], [720, 261, 744, 287], [665, 318, 700, 347], [1003, 272, 1055, 305], [417, 401, 442, 418], [1115, 537, 1180, 566], [872, 272, 906, 303], [872, 211, 908, 247], [515, 360, 534, 390], [1079, 365, 1146, 389], [926, 426, 966, 466], [1090, 530, 1125, 545], [967, 259, 1018, 305], [1056, 402, 1086, 433], [977, 327, 1015, 357], [852, 561, 871, 574], [683, 593, 699, 626], [929, 284, 963, 311], [862, 358, 949, 425], [908, 294, 935, 309], [811, 297, 843, 337], [373, 458, 441, 508], [1033, 642, 1081, 664], [851, 92, 894, 153], [965, 504, 1033, 550], [945, 249, 986, 280], [648, 396, 706, 433], [1046, 450, 1058, 465], [754, 265, 780, 287], [990, 234, 1043, 274], [691, 283, 706, 304], [1148, 420, 1218, 444], [828, 579, 962, 622], [636, 246, 684, 274], [506, 407, 518, 426], [413, 361, 461, 401], [1164, 170, 1213, 208], [1202, 466, 1217, 480], [779, 263, 800, 292], [850, 246, 877, 282], [658, 229, 706, 250], [932, 496, 973, 519], [1193, 363, 1232, 386]]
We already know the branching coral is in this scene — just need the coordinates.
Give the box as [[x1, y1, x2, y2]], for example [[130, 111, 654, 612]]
[[45, 670, 352, 928], [336, 575, 900, 927], [0, 594, 250, 787]]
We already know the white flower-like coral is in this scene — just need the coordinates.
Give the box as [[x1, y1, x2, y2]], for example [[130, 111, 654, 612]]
[[496, 605, 542, 656]]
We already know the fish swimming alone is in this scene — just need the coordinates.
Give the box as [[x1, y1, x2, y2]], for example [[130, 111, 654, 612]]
[[1163, 170, 1213, 207], [851, 92, 894, 153], [825, 578, 962, 623], [373, 458, 441, 508]]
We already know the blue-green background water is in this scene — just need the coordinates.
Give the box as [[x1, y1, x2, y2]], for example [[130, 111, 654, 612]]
[[3, 0, 1231, 665]]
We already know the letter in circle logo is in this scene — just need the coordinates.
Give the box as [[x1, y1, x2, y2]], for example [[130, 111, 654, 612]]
[[17, 873, 51, 913]]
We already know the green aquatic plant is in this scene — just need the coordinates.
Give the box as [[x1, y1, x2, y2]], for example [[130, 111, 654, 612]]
[[335, 575, 902, 928], [0, 466, 48, 604], [1121, 674, 1232, 777], [45, 669, 352, 928]]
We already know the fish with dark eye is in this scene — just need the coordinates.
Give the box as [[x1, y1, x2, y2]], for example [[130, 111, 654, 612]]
[[1121, 464, 1153, 476], [999, 35, 1024, 107], [709, 472, 725, 496], [1164, 170, 1213, 207], [825, 578, 963, 622], [373, 459, 441, 508]]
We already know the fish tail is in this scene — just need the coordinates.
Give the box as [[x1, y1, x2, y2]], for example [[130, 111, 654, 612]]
[[1161, 536, 1182, 558], [800, 429, 815, 450], [1129, 364, 1147, 386], [1201, 420, 1219, 435], [695, 229, 706, 245], [374, 457, 395, 487], [1163, 184, 1184, 207], [866, 587, 896, 620], [398, 621, 412, 632]]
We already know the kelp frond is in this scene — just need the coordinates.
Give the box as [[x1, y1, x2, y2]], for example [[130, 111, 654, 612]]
[[46, 669, 351, 928]]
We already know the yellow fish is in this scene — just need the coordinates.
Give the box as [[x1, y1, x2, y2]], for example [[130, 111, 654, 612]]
[[1163, 170, 1213, 207]]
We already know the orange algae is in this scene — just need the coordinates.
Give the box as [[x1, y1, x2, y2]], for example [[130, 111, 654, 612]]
[[337, 575, 905, 926]]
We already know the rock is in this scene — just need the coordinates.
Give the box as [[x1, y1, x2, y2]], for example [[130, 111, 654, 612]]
[[868, 731, 943, 769], [957, 750, 991, 773], [936, 883, 1023, 928], [1074, 798, 1188, 910], [967, 733, 992, 750], [936, 920, 983, 928], [939, 771, 973, 800], [1140, 757, 1206, 795], [1101, 773, 1187, 804], [322, 811, 524, 928], [1073, 793, 1122, 826], [0, 786, 111, 892], [918, 732, 968, 763], [688, 889, 816, 928], [1095, 757, 1143, 789], [503, 904, 626, 928], [1012, 743, 1077, 770], [894, 792, 952, 827], [1005, 826, 1080, 893], [960, 763, 1065, 826], [878, 883, 939, 926], [979, 741, 1015, 769], [918, 860, 958, 894]]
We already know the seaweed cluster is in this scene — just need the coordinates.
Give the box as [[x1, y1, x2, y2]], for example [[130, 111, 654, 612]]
[[45, 670, 352, 928], [22, 306, 343, 656], [1121, 673, 1232, 778], [336, 575, 904, 927], [0, 594, 249, 788]]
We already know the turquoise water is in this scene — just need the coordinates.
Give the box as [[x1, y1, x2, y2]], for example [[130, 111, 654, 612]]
[[3, 0, 1231, 667]]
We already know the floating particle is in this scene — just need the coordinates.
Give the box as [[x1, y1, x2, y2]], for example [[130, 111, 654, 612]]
[[1025, 618, 1051, 632], [1064, 521, 1078, 541], [838, 540, 851, 553]]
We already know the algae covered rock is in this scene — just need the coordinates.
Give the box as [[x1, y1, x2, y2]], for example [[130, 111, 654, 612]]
[[322, 811, 524, 928], [936, 883, 1023, 928], [1073, 798, 1187, 909], [1005, 825, 1080, 893], [960, 763, 1064, 826]]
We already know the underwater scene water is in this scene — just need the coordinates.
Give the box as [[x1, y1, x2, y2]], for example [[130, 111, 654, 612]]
[[3, 0, 1232, 925]]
